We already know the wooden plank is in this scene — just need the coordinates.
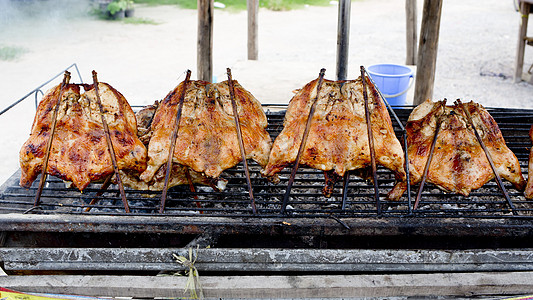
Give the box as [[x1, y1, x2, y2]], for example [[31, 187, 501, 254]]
[[3, 248, 533, 272], [413, 0, 442, 105], [2, 273, 533, 298], [405, 0, 417, 65], [247, 0, 258, 60], [197, 0, 213, 82], [514, 1, 531, 83]]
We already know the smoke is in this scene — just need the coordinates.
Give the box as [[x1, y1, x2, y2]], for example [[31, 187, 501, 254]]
[[0, 0, 93, 40]]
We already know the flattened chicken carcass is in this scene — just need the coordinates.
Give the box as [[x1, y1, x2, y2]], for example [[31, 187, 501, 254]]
[[139, 79, 272, 184], [121, 101, 227, 191], [261, 76, 407, 200], [19, 82, 147, 191], [406, 99, 525, 196]]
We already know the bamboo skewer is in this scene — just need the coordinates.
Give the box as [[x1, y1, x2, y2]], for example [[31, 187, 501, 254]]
[[403, 132, 413, 214], [34, 71, 71, 208], [362, 67, 413, 212], [281, 68, 326, 214], [338, 76, 350, 212], [92, 71, 130, 213], [457, 99, 516, 214], [84, 174, 113, 212], [160, 70, 192, 213], [360, 66, 381, 215], [413, 112, 443, 210], [341, 171, 350, 211], [184, 167, 203, 212], [226, 68, 257, 214]]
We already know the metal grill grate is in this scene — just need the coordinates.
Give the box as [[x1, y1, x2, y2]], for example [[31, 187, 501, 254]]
[[1, 105, 533, 219]]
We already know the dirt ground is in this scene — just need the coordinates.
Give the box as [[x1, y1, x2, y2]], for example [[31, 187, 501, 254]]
[[0, 0, 533, 184]]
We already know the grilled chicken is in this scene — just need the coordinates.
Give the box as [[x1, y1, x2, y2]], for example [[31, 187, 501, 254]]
[[525, 126, 533, 198], [139, 79, 272, 184], [121, 100, 227, 191], [19, 82, 147, 191], [406, 99, 525, 196], [261, 76, 407, 200]]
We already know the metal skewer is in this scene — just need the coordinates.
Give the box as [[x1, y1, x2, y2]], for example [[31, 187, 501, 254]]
[[226, 68, 257, 214], [457, 99, 516, 214], [360, 66, 381, 215], [160, 70, 192, 213], [281, 68, 326, 214], [413, 109, 444, 210], [34, 71, 71, 208], [92, 71, 130, 213]]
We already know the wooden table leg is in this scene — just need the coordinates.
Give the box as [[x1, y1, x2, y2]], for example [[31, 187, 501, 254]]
[[514, 1, 530, 83]]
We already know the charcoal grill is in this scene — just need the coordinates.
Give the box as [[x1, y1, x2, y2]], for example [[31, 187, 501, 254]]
[[2, 65, 533, 278], [2, 106, 533, 219]]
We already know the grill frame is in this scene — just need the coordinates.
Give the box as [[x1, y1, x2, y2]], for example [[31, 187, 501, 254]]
[[2, 105, 533, 239]]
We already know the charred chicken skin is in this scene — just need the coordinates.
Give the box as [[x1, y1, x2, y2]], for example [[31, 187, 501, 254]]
[[405, 99, 525, 196], [261, 76, 407, 200], [19, 82, 147, 191], [139, 79, 272, 184]]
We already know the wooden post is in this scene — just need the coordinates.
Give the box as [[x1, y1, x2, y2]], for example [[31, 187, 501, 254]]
[[198, 0, 213, 82], [405, 0, 417, 65], [514, 1, 530, 83], [336, 0, 351, 81], [413, 0, 442, 105], [247, 0, 258, 60]]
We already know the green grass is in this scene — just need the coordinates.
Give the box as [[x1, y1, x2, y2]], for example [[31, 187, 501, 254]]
[[0, 46, 28, 61], [133, 0, 332, 10], [123, 17, 160, 24]]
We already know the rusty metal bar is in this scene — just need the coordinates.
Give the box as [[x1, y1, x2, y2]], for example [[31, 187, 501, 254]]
[[457, 100, 516, 214], [160, 70, 192, 213], [226, 68, 257, 214], [91, 71, 130, 213], [360, 66, 380, 215], [281, 68, 326, 214], [1, 63, 82, 116], [33, 71, 71, 208], [4, 213, 533, 236]]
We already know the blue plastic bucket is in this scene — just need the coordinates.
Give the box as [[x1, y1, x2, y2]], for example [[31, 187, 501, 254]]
[[367, 64, 414, 106]]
